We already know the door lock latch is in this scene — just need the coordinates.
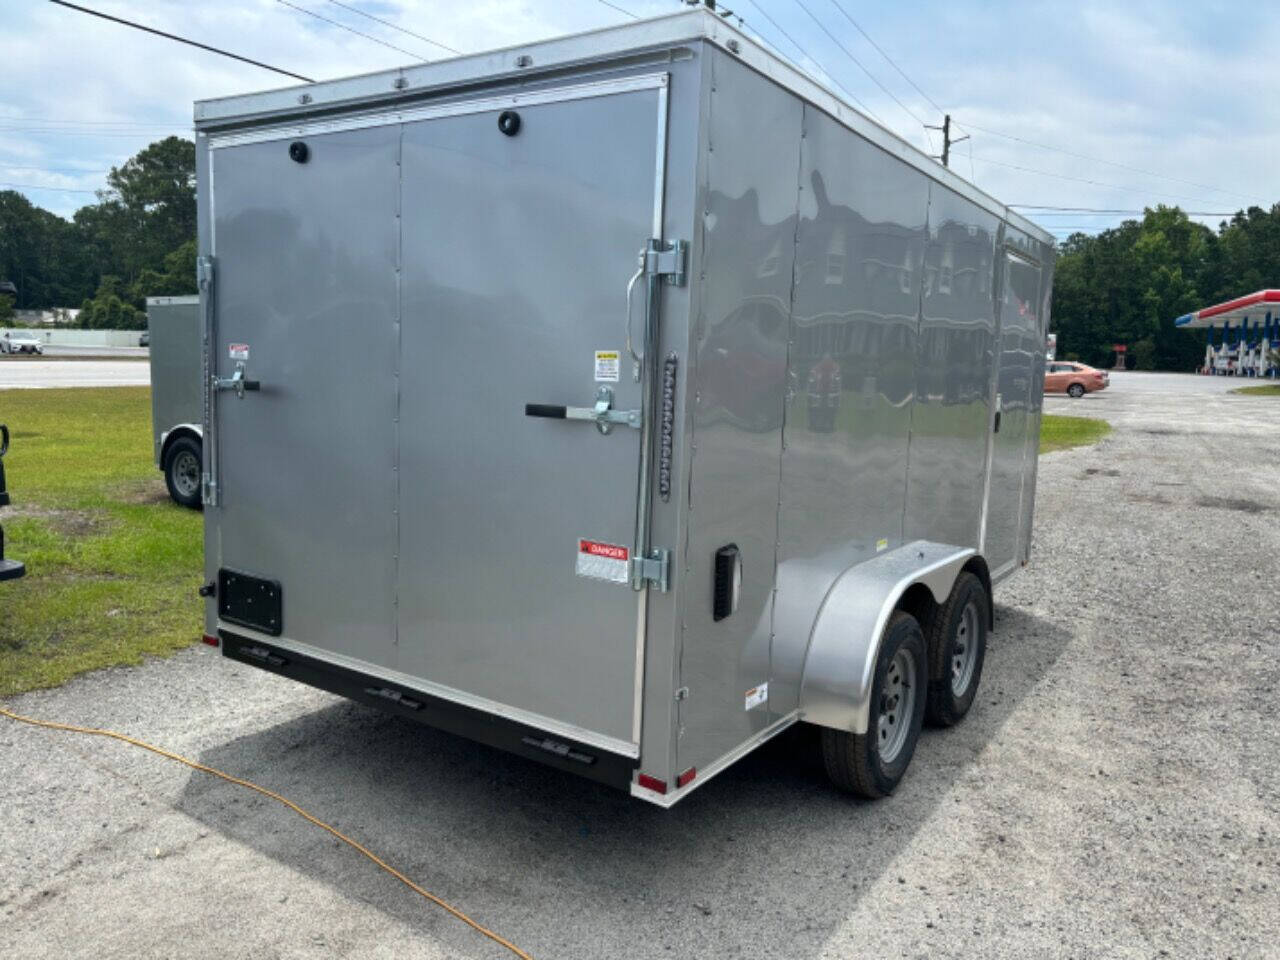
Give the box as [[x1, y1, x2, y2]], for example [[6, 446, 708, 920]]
[[213, 361, 261, 400], [524, 386, 641, 435]]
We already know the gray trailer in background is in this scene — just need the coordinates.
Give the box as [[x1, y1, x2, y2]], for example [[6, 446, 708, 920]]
[[194, 10, 1053, 806], [146, 296, 202, 508]]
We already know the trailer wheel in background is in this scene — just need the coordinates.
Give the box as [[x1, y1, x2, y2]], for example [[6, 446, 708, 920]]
[[163, 435, 203, 510], [925, 572, 988, 727], [821, 611, 927, 798], [1067, 382, 1086, 398]]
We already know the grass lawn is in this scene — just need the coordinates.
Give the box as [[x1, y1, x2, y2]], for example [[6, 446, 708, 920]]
[[1040, 413, 1111, 454], [0, 387, 202, 696], [1230, 383, 1280, 396]]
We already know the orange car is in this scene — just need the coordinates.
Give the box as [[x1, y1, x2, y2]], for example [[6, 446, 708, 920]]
[[1045, 361, 1108, 398]]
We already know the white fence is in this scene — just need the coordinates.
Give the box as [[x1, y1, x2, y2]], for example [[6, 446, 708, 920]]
[[1, 329, 143, 347]]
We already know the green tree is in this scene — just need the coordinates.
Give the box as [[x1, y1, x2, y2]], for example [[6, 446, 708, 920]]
[[0, 294, 13, 324]]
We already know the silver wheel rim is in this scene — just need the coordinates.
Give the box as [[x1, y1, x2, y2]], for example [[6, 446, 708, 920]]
[[172, 450, 200, 498], [877, 647, 917, 764], [951, 600, 980, 696]]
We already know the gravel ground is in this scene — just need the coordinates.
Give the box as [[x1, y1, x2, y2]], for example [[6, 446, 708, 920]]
[[2, 370, 1277, 959]]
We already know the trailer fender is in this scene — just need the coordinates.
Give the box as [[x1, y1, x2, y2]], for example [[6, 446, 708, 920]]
[[799, 541, 975, 735], [159, 423, 203, 470]]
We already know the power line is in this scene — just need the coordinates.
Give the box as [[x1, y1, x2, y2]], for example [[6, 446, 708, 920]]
[[46, 0, 313, 83], [957, 121, 1258, 203], [827, 0, 942, 115], [969, 154, 1235, 207], [1011, 206, 1238, 216], [790, 0, 926, 134], [0, 127, 181, 138], [325, 0, 462, 55], [0, 182, 98, 194], [818, 0, 1253, 204], [736, 0, 880, 120], [0, 116, 176, 129], [276, 0, 427, 61], [596, 0, 640, 18]]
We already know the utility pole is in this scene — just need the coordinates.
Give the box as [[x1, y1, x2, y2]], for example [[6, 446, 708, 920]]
[[925, 114, 969, 168]]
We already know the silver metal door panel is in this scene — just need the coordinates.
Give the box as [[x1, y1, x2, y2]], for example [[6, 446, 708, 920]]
[[905, 190, 1001, 548], [210, 127, 400, 668], [984, 247, 1044, 576], [147, 298, 202, 466], [677, 52, 800, 773], [396, 84, 663, 752], [772, 106, 929, 715]]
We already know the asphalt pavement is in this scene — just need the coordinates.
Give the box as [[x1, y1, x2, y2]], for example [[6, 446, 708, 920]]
[[0, 358, 150, 389], [1, 370, 1277, 959]]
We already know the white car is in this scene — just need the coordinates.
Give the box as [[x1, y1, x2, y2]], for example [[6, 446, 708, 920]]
[[0, 332, 44, 355]]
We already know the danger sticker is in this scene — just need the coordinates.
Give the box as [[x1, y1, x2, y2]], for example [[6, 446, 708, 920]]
[[576, 539, 630, 584], [594, 350, 620, 382], [744, 682, 769, 711], [228, 343, 250, 360]]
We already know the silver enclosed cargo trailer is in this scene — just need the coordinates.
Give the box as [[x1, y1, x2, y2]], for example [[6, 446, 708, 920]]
[[194, 10, 1053, 806], [146, 296, 203, 509]]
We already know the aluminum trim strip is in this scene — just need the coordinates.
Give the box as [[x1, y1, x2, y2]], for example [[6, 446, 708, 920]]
[[206, 73, 670, 149], [221, 623, 641, 759], [630, 710, 800, 807]]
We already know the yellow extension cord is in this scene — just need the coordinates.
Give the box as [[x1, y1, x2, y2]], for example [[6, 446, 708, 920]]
[[0, 706, 533, 960]]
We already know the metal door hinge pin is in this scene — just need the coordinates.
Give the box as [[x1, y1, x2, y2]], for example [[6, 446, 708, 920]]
[[675, 686, 689, 701], [644, 239, 688, 287], [632, 548, 671, 593]]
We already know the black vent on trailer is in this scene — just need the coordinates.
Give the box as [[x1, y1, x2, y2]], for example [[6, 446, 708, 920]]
[[713, 544, 741, 622]]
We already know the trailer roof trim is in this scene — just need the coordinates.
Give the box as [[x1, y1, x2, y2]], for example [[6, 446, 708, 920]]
[[1175, 289, 1280, 328], [192, 8, 1052, 245]]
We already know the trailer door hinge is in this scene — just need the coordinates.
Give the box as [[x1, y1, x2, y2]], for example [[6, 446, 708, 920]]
[[632, 548, 671, 593], [674, 686, 689, 701], [644, 239, 688, 287]]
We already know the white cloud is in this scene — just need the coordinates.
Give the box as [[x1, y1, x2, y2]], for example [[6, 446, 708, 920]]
[[0, 0, 1276, 237]]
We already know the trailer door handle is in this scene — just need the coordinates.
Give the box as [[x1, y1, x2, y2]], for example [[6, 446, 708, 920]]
[[524, 387, 641, 435], [213, 361, 260, 399]]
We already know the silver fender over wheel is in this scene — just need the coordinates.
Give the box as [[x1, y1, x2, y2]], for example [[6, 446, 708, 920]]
[[799, 540, 975, 735]]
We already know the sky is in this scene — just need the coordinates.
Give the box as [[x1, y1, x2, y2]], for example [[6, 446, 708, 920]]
[[1, 0, 1277, 242]]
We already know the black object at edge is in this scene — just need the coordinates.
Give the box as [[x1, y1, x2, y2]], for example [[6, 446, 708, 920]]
[[218, 630, 638, 790]]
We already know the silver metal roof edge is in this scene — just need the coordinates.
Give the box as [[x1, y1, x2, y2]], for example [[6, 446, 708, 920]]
[[193, 8, 1051, 246], [193, 9, 706, 125]]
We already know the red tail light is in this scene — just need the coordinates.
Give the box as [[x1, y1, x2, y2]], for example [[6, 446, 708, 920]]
[[637, 773, 667, 794], [676, 767, 697, 788], [202, 634, 220, 647]]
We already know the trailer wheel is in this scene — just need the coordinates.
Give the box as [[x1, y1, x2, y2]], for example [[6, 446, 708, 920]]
[[925, 572, 988, 727], [1067, 382, 1085, 398], [163, 435, 203, 510], [821, 611, 927, 798]]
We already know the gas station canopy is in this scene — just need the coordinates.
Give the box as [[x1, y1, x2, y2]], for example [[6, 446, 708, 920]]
[[1174, 289, 1280, 329]]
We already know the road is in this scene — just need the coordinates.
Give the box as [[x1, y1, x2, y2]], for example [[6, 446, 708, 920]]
[[0, 358, 150, 389], [2, 371, 1277, 959]]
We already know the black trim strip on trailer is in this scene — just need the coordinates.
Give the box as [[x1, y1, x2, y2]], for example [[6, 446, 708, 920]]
[[218, 630, 639, 790]]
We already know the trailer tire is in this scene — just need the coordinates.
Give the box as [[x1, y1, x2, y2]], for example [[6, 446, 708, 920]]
[[163, 435, 203, 510], [820, 611, 927, 799], [924, 571, 988, 727], [1067, 382, 1085, 398]]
